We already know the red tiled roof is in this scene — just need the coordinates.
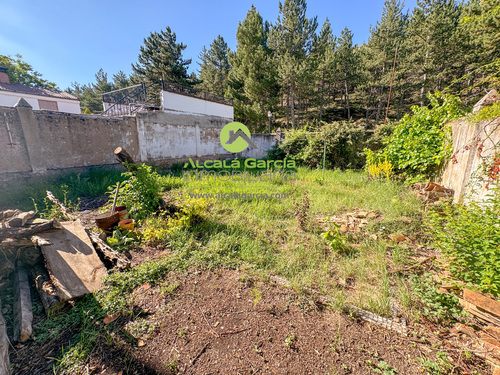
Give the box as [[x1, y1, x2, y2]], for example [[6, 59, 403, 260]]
[[0, 82, 79, 101]]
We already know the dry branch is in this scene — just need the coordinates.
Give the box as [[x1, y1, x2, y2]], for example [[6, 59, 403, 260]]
[[46, 191, 76, 220]]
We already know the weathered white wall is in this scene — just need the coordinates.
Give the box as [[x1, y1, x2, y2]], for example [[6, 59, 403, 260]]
[[0, 103, 277, 184], [441, 117, 500, 203], [136, 111, 231, 163], [238, 134, 277, 159], [161, 91, 233, 119], [0, 92, 81, 113]]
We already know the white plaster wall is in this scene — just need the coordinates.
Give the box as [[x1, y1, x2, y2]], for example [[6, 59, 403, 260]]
[[238, 134, 277, 159], [161, 91, 233, 119], [137, 120, 198, 162], [0, 91, 81, 113]]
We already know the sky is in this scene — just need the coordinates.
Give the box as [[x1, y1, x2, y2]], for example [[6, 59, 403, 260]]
[[0, 0, 417, 90]]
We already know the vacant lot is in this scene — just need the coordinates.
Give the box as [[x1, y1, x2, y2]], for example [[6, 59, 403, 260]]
[[1, 167, 487, 374]]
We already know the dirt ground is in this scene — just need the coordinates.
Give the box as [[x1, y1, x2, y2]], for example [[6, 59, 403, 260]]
[[7, 258, 487, 374]]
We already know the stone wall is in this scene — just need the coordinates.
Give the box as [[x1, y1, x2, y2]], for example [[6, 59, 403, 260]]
[[0, 100, 277, 184]]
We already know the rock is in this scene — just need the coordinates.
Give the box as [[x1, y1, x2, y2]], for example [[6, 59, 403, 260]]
[[473, 89, 498, 113], [389, 233, 406, 243]]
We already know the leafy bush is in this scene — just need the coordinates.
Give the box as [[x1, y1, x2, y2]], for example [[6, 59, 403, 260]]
[[469, 99, 500, 124], [269, 121, 368, 169], [409, 274, 465, 323], [108, 164, 162, 220], [426, 192, 500, 296], [375, 92, 466, 181]]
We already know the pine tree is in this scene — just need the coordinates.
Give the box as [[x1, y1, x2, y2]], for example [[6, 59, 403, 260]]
[[197, 35, 231, 97], [228, 5, 279, 128], [458, 0, 500, 96], [268, 0, 317, 129], [311, 18, 336, 122], [405, 0, 462, 105], [112, 70, 130, 89], [335, 28, 361, 120], [361, 0, 407, 123], [132, 27, 191, 86]]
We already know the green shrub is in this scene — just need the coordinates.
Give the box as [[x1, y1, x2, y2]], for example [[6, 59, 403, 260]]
[[375, 92, 466, 181], [269, 121, 367, 169], [409, 273, 465, 323], [426, 192, 500, 296], [108, 164, 162, 220]]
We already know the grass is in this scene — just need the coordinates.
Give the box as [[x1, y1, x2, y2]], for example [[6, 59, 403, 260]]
[[7, 165, 426, 373], [0, 167, 125, 211]]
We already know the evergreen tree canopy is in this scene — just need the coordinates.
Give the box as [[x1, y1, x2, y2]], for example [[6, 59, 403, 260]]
[[228, 5, 279, 127], [132, 27, 191, 86], [269, 0, 318, 128], [197, 35, 231, 97]]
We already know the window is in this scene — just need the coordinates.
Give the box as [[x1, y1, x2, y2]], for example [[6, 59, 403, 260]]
[[38, 99, 59, 111]]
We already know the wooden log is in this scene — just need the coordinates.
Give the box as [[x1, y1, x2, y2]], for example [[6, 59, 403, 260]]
[[13, 265, 33, 342], [464, 289, 500, 318], [0, 218, 61, 241], [114, 146, 137, 172], [0, 300, 10, 375], [88, 231, 130, 270], [38, 221, 107, 301], [0, 209, 18, 220], [7, 211, 35, 227], [30, 265, 62, 315]]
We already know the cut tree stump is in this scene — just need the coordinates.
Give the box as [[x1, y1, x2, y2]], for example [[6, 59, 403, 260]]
[[30, 265, 62, 315], [0, 300, 10, 375], [38, 221, 107, 301], [114, 146, 137, 172], [13, 265, 33, 342]]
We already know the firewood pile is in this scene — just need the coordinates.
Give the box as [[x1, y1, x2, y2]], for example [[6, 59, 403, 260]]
[[451, 289, 500, 373], [413, 181, 454, 203], [0, 192, 130, 375]]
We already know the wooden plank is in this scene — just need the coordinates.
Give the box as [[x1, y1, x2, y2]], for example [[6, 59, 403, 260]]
[[0, 300, 10, 375], [39, 221, 107, 301], [13, 265, 33, 342], [464, 289, 500, 318], [460, 299, 500, 326]]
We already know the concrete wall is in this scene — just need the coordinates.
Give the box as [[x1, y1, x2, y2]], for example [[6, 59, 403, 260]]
[[440, 117, 500, 203], [238, 134, 278, 159], [0, 91, 81, 113], [161, 91, 234, 119], [136, 111, 234, 163], [0, 102, 139, 181], [0, 101, 276, 183]]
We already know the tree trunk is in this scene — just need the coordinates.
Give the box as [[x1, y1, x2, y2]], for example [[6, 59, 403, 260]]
[[420, 36, 430, 107], [319, 71, 324, 122], [344, 78, 351, 121], [290, 83, 296, 130]]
